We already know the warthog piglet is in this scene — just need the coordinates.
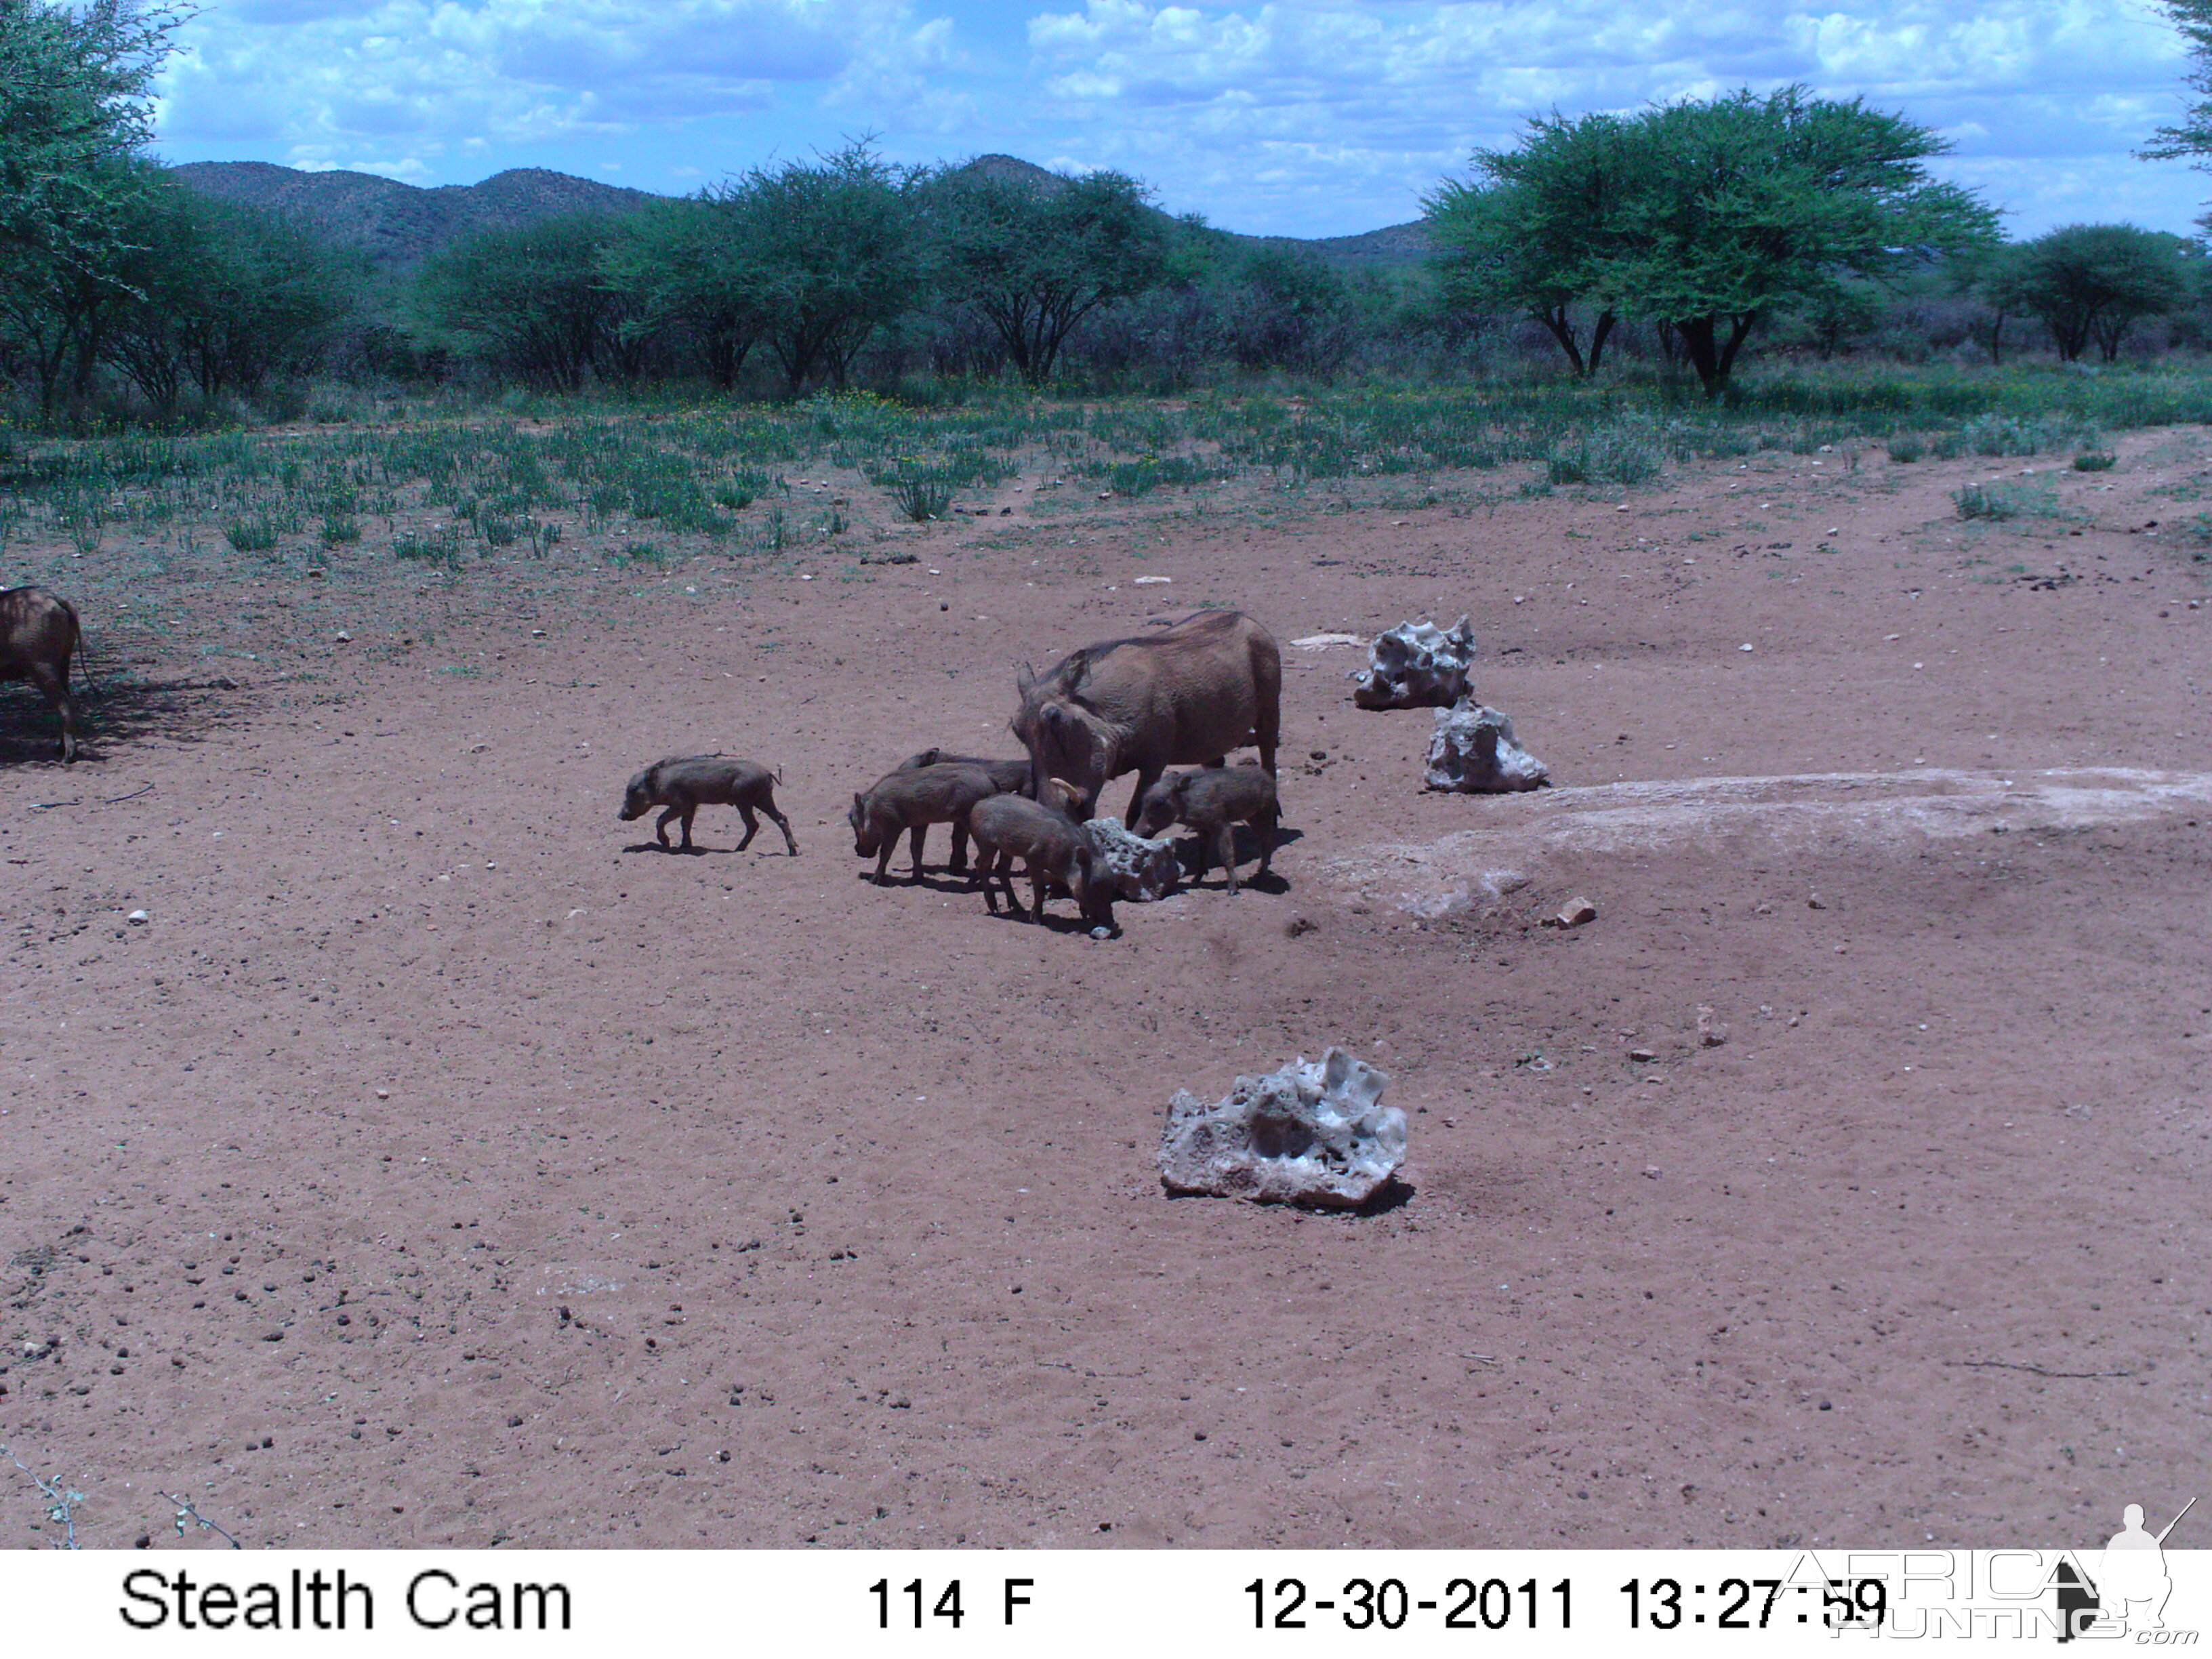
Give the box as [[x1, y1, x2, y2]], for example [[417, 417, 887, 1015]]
[[968, 788, 1112, 928], [896, 748, 1034, 869], [1133, 763, 1279, 894], [850, 762, 1003, 884], [620, 756, 799, 854]]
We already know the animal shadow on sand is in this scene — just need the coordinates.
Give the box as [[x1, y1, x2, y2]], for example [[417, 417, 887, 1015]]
[[859, 861, 1113, 930], [623, 840, 794, 857], [1167, 821, 1304, 895], [843, 860, 994, 893], [977, 898, 1108, 935], [0, 673, 248, 765]]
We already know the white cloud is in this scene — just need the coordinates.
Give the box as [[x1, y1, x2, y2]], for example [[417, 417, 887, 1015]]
[[148, 0, 2212, 237], [1012, 0, 2203, 233], [159, 0, 959, 176]]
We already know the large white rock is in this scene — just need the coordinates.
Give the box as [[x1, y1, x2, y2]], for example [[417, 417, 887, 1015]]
[[1082, 817, 1181, 901], [1158, 1048, 1406, 1207], [1351, 616, 1477, 710], [1425, 699, 1551, 793]]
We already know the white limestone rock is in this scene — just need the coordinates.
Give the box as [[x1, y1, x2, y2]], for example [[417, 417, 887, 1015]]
[[1158, 1048, 1406, 1208], [1351, 616, 1477, 710], [1082, 817, 1181, 901], [1424, 699, 1551, 793]]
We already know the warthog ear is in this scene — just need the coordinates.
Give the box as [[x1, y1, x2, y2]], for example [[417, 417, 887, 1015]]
[[852, 792, 865, 812], [1016, 662, 1036, 695]]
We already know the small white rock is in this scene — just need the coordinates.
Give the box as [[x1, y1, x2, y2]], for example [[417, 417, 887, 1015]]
[[1739, 643, 1754, 653], [334, 631, 352, 643], [126, 909, 149, 925]]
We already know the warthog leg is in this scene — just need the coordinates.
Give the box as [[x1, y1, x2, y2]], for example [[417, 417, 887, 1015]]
[[27, 663, 76, 761], [758, 801, 799, 856], [1122, 764, 1163, 827], [983, 851, 1027, 918]]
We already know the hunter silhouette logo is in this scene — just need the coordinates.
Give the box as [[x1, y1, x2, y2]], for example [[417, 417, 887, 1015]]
[[2057, 1495, 2197, 1641]]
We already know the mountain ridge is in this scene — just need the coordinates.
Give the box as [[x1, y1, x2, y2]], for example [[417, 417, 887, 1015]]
[[168, 157, 1431, 272]]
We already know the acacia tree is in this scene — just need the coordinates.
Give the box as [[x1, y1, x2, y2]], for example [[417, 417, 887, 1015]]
[[102, 180, 358, 416], [413, 213, 640, 392], [1986, 225, 2192, 362], [0, 0, 181, 416], [0, 216, 126, 414], [1627, 90, 1997, 392], [599, 197, 764, 389], [719, 145, 923, 396], [924, 164, 1166, 385], [2145, 1, 2212, 193], [1424, 111, 1633, 377], [1429, 88, 1999, 394], [1, 0, 178, 271]]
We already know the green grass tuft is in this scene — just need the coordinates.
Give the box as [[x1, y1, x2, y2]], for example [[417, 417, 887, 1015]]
[[1954, 480, 2060, 520], [224, 515, 280, 552]]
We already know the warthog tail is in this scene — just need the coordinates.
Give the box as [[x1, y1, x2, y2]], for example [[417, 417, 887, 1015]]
[[70, 626, 101, 696]]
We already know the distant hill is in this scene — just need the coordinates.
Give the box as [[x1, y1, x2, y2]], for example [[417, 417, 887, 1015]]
[[954, 154, 1430, 270], [169, 157, 1431, 274], [167, 163, 657, 270], [1277, 222, 1433, 272]]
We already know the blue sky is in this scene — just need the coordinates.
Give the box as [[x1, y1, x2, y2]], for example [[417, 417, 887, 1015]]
[[150, 0, 2212, 241]]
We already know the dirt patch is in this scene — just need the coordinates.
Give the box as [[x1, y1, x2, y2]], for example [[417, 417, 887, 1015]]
[[1, 427, 2207, 1549]]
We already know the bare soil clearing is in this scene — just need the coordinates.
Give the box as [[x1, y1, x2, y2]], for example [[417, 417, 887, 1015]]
[[3, 428, 2208, 1549]]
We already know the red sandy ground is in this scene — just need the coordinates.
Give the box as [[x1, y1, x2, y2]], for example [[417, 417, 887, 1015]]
[[2, 428, 2207, 1550]]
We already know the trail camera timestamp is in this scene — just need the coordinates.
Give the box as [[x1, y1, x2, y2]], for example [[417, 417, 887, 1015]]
[[1247, 1576, 1573, 1631], [1620, 1576, 1889, 1630]]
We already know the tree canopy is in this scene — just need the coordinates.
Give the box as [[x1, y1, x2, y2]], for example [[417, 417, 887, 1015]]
[[1427, 87, 2001, 393], [1424, 111, 1633, 377], [718, 144, 923, 397], [598, 197, 764, 389], [922, 165, 1167, 386], [414, 213, 638, 392], [1984, 225, 2194, 363], [2144, 1, 2212, 176], [0, 0, 180, 274], [104, 180, 360, 415]]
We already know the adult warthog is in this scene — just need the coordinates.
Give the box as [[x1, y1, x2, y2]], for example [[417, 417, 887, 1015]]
[[1, 587, 83, 761], [1012, 609, 1280, 821]]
